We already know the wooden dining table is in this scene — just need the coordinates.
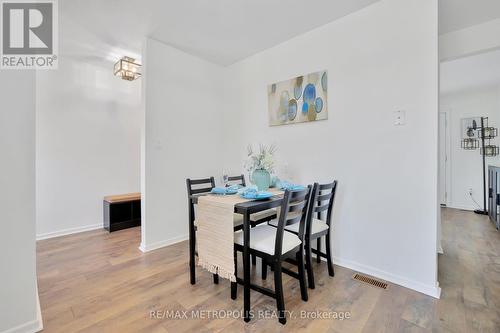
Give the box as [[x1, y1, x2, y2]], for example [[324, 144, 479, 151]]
[[189, 192, 284, 322]]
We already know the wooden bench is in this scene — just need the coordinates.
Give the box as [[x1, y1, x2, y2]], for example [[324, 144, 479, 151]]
[[104, 193, 141, 232]]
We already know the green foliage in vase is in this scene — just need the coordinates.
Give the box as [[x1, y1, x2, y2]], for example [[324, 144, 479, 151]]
[[244, 144, 277, 175]]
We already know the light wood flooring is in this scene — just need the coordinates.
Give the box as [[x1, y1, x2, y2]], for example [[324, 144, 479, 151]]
[[37, 208, 500, 332]]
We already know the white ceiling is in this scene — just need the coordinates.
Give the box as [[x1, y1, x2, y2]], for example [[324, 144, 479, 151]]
[[60, 0, 500, 66], [440, 49, 500, 95], [439, 0, 500, 34], [60, 0, 379, 66]]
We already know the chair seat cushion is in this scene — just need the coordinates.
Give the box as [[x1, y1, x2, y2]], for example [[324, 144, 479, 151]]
[[269, 218, 329, 235], [250, 209, 277, 222], [234, 224, 301, 255], [195, 213, 243, 228]]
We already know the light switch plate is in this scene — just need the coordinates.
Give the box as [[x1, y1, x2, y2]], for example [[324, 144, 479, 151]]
[[394, 110, 406, 126]]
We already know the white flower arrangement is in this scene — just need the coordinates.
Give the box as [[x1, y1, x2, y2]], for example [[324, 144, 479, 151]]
[[244, 144, 276, 174]]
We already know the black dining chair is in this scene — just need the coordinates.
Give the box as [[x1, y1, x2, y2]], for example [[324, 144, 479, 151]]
[[186, 177, 245, 285], [227, 174, 278, 265], [268, 181, 338, 289], [232, 186, 311, 325], [226, 174, 246, 187]]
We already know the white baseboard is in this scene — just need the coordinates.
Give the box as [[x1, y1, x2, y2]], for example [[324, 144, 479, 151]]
[[139, 234, 188, 253], [36, 223, 102, 240], [333, 256, 441, 299], [0, 319, 41, 333], [36, 283, 43, 332], [445, 204, 475, 211], [1, 292, 43, 333]]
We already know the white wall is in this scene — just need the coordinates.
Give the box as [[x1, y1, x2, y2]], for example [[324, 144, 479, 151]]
[[36, 17, 141, 239], [141, 38, 224, 251], [222, 0, 440, 296], [440, 86, 500, 210], [0, 71, 41, 332]]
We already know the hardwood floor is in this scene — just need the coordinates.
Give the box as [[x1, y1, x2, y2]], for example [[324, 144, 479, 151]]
[[37, 208, 500, 332], [437, 208, 500, 333]]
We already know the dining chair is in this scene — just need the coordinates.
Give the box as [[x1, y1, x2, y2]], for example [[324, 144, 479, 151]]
[[232, 187, 311, 325], [227, 174, 278, 265], [186, 177, 244, 285], [226, 174, 246, 187], [268, 181, 338, 289]]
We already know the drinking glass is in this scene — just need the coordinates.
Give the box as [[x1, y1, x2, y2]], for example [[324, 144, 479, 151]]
[[222, 171, 229, 187]]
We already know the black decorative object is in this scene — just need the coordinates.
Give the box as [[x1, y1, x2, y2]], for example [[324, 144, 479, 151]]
[[461, 117, 499, 215]]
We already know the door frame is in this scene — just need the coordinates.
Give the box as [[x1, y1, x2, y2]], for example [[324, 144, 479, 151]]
[[439, 109, 452, 207]]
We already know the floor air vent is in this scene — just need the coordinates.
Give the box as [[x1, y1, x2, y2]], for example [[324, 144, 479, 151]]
[[353, 273, 388, 290]]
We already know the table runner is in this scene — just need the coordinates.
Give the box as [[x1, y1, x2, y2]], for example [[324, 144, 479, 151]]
[[196, 194, 251, 281], [196, 189, 283, 282]]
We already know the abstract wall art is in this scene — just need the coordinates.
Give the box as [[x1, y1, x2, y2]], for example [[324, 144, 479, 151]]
[[268, 70, 328, 126], [461, 117, 482, 140]]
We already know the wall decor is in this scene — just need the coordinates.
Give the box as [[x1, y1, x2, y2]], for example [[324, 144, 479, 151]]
[[461, 117, 482, 140], [268, 70, 328, 126]]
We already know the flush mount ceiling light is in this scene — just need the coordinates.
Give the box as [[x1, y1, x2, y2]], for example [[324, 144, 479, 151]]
[[114, 56, 141, 81]]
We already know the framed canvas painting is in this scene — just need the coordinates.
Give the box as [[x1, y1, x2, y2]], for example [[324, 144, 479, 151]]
[[268, 70, 328, 126]]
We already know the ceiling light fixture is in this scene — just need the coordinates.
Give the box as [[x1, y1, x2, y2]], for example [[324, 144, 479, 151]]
[[114, 56, 141, 81]]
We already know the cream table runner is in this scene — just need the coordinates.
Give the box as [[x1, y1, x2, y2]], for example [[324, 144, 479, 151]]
[[196, 189, 283, 282]]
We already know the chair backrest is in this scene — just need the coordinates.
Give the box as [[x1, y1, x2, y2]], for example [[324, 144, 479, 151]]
[[186, 177, 215, 223], [306, 181, 338, 236], [186, 177, 216, 197], [274, 186, 312, 257], [226, 174, 246, 187]]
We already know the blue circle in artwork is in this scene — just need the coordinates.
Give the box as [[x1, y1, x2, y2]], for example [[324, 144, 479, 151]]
[[302, 102, 309, 115], [321, 72, 327, 92], [303, 83, 316, 104], [315, 97, 323, 113], [288, 99, 297, 121], [294, 85, 302, 99]]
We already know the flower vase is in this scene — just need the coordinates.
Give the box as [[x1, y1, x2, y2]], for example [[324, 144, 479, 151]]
[[252, 169, 271, 191]]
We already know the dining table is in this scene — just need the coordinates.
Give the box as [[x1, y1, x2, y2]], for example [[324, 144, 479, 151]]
[[189, 191, 284, 322]]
